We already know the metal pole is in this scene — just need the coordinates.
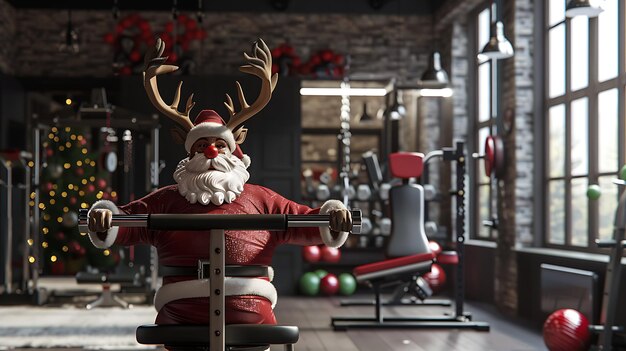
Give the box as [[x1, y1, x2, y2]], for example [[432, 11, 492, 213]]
[[32, 128, 41, 291], [2, 159, 13, 294], [599, 187, 626, 350], [455, 141, 466, 319], [22, 155, 31, 292], [150, 123, 160, 294], [209, 229, 225, 351]]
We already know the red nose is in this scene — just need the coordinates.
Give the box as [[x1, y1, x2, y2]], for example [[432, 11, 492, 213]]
[[203, 145, 219, 159]]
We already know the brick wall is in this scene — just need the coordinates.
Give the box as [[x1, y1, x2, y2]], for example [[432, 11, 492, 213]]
[[0, 0, 16, 74], [493, 0, 535, 316], [10, 8, 433, 79]]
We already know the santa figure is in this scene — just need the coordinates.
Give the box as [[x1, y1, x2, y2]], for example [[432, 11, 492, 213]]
[[87, 39, 352, 325]]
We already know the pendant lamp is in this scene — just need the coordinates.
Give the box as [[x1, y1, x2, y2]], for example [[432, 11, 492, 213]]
[[420, 51, 449, 87], [565, 0, 604, 17], [478, 21, 514, 60]]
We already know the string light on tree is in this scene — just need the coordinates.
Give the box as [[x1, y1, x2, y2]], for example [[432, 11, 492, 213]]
[[39, 125, 117, 274]]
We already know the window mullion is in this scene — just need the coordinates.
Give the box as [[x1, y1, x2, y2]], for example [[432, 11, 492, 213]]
[[588, 16, 599, 247]]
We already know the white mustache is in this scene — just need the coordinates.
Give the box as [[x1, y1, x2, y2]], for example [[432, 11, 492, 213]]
[[174, 153, 250, 206], [184, 153, 238, 173]]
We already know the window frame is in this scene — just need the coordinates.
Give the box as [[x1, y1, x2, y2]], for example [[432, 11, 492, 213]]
[[542, 0, 626, 252], [469, 2, 500, 241]]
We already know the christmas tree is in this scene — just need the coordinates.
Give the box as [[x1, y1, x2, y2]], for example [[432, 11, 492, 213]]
[[34, 126, 119, 275]]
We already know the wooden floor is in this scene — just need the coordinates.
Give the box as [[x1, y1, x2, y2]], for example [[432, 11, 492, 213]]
[[271, 295, 546, 351], [5, 291, 547, 350]]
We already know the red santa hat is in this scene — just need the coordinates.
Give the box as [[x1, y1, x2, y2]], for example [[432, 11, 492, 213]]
[[185, 109, 250, 167]]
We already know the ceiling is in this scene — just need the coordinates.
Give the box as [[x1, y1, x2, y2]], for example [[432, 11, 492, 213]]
[[6, 0, 443, 15]]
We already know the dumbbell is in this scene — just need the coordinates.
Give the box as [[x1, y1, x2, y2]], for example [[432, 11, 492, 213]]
[[379, 183, 391, 201], [423, 184, 437, 201], [356, 184, 372, 201], [379, 217, 392, 235]]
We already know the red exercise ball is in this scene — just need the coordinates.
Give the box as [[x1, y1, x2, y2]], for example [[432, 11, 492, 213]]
[[320, 246, 341, 263], [543, 309, 591, 351], [422, 263, 446, 294], [302, 245, 321, 263], [319, 273, 339, 295]]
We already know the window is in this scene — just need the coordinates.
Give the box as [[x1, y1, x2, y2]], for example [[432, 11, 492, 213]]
[[544, 0, 623, 249], [472, 4, 499, 240]]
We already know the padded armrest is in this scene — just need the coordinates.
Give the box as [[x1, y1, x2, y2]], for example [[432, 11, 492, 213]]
[[76, 272, 137, 284], [136, 324, 299, 346]]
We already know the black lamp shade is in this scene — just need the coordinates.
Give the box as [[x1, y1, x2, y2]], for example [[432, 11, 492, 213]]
[[478, 21, 514, 60], [420, 51, 449, 87], [565, 0, 604, 17]]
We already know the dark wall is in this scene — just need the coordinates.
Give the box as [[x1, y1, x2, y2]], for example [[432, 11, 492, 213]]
[[465, 242, 495, 303], [466, 244, 626, 329], [0, 73, 25, 150]]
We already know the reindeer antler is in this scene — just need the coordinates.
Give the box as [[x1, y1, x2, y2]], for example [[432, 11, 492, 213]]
[[143, 38, 195, 132], [224, 39, 278, 137]]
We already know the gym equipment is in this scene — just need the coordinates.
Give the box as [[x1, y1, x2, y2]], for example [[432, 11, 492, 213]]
[[320, 273, 339, 295], [314, 269, 328, 279], [75, 271, 142, 309], [301, 245, 321, 263], [78, 210, 361, 351], [587, 177, 626, 350], [484, 135, 505, 179], [587, 184, 602, 200], [356, 184, 372, 201], [543, 309, 591, 351], [339, 149, 459, 309], [320, 246, 341, 263], [299, 272, 321, 296], [338, 273, 357, 296], [472, 134, 505, 179], [422, 263, 446, 294], [424, 221, 438, 237], [30, 110, 161, 304], [0, 150, 36, 301], [332, 142, 489, 331]]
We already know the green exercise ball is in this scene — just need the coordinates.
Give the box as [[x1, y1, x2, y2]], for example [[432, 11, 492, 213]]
[[338, 273, 357, 296], [586, 184, 602, 200], [620, 165, 626, 181], [299, 272, 320, 296], [314, 269, 328, 279]]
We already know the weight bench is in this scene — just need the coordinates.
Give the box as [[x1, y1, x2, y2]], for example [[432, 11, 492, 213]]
[[332, 147, 489, 331], [75, 271, 140, 309], [79, 209, 361, 351]]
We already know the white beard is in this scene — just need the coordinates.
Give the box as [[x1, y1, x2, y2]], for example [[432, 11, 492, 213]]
[[174, 153, 250, 206]]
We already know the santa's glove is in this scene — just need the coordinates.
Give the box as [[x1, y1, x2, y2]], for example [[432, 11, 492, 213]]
[[86, 200, 120, 249], [319, 200, 351, 248], [89, 209, 112, 233], [329, 208, 352, 234]]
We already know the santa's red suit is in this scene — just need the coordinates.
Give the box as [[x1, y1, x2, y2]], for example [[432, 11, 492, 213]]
[[88, 185, 347, 325]]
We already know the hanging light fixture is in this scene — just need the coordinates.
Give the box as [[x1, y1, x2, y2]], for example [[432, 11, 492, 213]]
[[420, 51, 449, 87], [388, 90, 406, 120], [478, 0, 514, 61], [358, 102, 374, 122], [565, 0, 604, 17], [58, 10, 80, 54], [478, 21, 514, 60]]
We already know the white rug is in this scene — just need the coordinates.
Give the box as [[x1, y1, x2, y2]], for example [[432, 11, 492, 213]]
[[0, 305, 157, 349]]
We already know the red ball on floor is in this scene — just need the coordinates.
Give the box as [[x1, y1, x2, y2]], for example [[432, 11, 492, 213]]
[[543, 309, 591, 351]]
